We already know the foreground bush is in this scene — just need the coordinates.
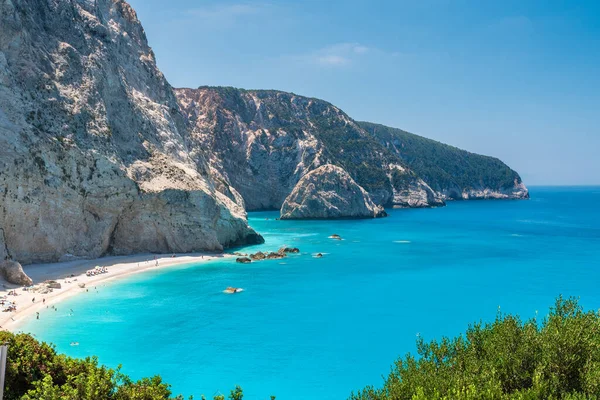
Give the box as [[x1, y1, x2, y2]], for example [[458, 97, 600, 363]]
[[0, 331, 262, 399], [350, 296, 600, 400]]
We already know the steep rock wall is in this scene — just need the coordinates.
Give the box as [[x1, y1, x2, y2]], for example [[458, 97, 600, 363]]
[[0, 0, 261, 264]]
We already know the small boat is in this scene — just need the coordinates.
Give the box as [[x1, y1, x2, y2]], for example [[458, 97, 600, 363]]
[[70, 342, 79, 346], [223, 287, 244, 294]]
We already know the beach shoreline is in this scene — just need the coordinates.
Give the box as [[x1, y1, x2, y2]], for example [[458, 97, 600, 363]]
[[0, 252, 231, 332]]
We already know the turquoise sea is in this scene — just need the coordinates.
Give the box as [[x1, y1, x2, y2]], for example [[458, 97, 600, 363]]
[[21, 187, 600, 399]]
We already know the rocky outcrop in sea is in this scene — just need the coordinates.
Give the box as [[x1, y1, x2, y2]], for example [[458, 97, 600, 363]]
[[280, 165, 386, 220]]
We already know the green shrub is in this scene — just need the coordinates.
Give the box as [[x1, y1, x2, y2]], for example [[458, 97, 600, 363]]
[[350, 296, 600, 400], [0, 332, 252, 400]]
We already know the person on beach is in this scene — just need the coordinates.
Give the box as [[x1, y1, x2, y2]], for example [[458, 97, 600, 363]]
[[32, 297, 35, 303], [43, 298, 45, 304], [36, 312, 39, 320]]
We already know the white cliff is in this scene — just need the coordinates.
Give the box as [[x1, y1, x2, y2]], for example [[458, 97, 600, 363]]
[[280, 165, 386, 220], [175, 87, 445, 213], [0, 0, 261, 264]]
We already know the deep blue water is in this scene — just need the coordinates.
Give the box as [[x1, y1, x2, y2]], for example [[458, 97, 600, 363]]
[[21, 187, 600, 399]]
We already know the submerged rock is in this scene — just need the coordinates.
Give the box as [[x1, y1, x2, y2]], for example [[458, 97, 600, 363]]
[[0, 260, 33, 286], [280, 165, 387, 220], [236, 257, 252, 264]]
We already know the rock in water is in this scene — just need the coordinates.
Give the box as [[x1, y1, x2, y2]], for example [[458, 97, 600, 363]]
[[265, 252, 285, 260], [0, 260, 33, 286], [279, 247, 300, 254], [280, 165, 387, 220], [250, 252, 267, 261]]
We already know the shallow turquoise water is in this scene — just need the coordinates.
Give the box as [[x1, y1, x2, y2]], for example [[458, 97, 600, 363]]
[[21, 187, 600, 399]]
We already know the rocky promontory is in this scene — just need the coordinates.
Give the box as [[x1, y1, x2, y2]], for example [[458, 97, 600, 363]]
[[280, 165, 387, 220]]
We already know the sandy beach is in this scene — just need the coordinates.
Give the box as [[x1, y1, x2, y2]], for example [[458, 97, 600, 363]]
[[0, 252, 231, 332]]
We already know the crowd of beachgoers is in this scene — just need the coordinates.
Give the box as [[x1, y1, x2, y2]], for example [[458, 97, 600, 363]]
[[0, 253, 228, 331], [86, 266, 109, 277], [0, 266, 112, 317], [0, 294, 17, 312]]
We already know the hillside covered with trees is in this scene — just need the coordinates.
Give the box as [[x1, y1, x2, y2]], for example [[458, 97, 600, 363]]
[[359, 121, 527, 199]]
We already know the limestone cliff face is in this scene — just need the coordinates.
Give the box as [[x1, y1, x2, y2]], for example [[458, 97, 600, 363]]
[[0, 0, 261, 264], [280, 165, 386, 220], [449, 180, 529, 200], [175, 87, 527, 215], [175, 87, 445, 212], [387, 165, 445, 208]]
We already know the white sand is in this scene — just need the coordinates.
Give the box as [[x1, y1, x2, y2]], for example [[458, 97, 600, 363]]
[[0, 253, 231, 332]]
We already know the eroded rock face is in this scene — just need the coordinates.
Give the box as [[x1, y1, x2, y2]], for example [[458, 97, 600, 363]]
[[388, 165, 446, 208], [0, 260, 33, 286], [175, 87, 442, 210], [0, 0, 261, 264], [452, 180, 530, 200], [280, 165, 386, 220], [175, 86, 527, 213]]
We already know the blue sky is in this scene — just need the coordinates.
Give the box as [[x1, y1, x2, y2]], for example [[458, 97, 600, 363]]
[[128, 0, 599, 185]]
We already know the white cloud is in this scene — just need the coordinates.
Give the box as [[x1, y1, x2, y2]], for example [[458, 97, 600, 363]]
[[352, 45, 370, 55], [316, 54, 350, 66], [302, 43, 372, 68]]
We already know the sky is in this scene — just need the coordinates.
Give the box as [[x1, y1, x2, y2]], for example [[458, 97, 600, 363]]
[[128, 0, 600, 185]]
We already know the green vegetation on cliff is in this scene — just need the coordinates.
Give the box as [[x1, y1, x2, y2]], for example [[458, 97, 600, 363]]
[[359, 121, 524, 197], [350, 297, 600, 400]]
